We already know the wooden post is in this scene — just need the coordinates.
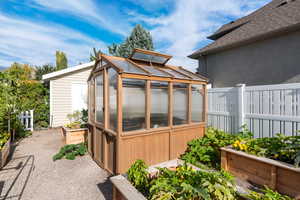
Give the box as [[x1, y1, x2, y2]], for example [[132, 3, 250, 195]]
[[146, 80, 151, 130], [188, 84, 192, 124], [221, 151, 228, 171], [168, 82, 173, 127], [116, 74, 123, 174], [104, 68, 109, 129], [103, 68, 108, 169], [168, 82, 173, 160], [270, 165, 277, 190]]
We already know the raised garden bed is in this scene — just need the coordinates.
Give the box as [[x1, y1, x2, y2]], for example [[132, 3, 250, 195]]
[[62, 127, 87, 145], [0, 137, 11, 169], [110, 159, 242, 200], [221, 147, 300, 198]]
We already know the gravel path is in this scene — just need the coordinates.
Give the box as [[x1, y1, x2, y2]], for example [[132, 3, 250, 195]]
[[0, 129, 112, 200]]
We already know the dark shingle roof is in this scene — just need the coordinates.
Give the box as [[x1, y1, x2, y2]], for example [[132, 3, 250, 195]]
[[189, 0, 300, 58]]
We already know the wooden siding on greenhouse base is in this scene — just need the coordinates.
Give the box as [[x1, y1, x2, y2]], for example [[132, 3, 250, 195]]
[[87, 48, 208, 174]]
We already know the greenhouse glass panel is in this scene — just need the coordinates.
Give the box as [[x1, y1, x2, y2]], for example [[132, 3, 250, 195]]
[[122, 79, 146, 132], [131, 52, 168, 64], [191, 85, 204, 122], [108, 68, 118, 132], [95, 74, 104, 123], [162, 68, 189, 79], [173, 83, 188, 125], [150, 81, 169, 128], [176, 68, 204, 81], [109, 59, 147, 75], [142, 65, 172, 77]]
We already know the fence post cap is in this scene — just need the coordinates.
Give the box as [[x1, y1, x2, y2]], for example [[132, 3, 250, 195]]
[[236, 83, 245, 87]]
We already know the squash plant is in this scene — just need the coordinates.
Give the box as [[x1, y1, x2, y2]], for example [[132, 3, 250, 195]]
[[127, 160, 237, 200], [126, 160, 150, 196], [181, 127, 252, 169], [53, 142, 86, 161], [244, 186, 293, 200]]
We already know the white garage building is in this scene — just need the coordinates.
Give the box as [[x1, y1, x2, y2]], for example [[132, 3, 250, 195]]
[[42, 62, 94, 127]]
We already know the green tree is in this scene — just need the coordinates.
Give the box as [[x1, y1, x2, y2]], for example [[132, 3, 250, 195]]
[[90, 47, 102, 61], [0, 63, 50, 136], [35, 64, 56, 80], [108, 24, 154, 58], [56, 51, 68, 70]]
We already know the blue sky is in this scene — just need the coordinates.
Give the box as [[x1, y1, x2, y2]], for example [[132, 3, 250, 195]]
[[0, 0, 271, 71]]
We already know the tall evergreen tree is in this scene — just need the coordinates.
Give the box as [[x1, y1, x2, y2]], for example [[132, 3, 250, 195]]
[[56, 51, 68, 70], [108, 24, 154, 58]]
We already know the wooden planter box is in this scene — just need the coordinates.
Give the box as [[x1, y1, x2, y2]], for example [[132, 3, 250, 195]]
[[62, 127, 88, 145], [221, 147, 300, 198], [0, 138, 11, 169]]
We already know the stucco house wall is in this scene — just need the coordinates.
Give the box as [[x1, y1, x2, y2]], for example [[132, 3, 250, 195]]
[[198, 30, 300, 88]]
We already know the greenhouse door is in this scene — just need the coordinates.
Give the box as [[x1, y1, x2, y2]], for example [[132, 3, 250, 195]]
[[93, 127, 104, 167], [105, 133, 116, 173]]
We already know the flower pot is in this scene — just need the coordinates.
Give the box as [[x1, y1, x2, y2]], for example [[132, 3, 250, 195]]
[[62, 127, 88, 145]]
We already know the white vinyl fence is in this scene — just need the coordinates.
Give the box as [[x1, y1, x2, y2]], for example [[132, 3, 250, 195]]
[[208, 83, 300, 137], [19, 110, 34, 131]]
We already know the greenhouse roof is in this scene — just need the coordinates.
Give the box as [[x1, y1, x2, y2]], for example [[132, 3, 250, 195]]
[[95, 49, 208, 82]]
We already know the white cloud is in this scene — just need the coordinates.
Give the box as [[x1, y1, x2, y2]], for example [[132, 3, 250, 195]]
[[0, 14, 106, 67], [30, 0, 131, 36], [135, 0, 271, 72]]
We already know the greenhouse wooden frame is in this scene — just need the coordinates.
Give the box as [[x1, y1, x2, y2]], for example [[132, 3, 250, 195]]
[[87, 49, 208, 174]]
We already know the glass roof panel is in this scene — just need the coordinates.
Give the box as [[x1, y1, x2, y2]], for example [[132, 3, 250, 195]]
[[109, 59, 147, 75], [141, 65, 172, 77], [131, 52, 168, 64], [176, 68, 205, 81], [161, 68, 190, 79]]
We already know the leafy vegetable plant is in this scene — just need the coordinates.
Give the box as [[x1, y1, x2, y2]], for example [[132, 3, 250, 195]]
[[127, 160, 150, 196], [181, 127, 252, 169], [127, 160, 237, 200], [244, 186, 293, 200], [233, 134, 300, 167], [53, 143, 87, 161]]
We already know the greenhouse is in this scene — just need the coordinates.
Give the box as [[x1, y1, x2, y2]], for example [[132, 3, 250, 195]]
[[87, 48, 208, 173]]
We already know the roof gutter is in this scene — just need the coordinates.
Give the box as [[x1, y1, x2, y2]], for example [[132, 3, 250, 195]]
[[42, 61, 95, 81], [188, 22, 300, 59]]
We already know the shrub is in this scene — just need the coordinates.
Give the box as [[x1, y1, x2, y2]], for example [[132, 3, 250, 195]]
[[0, 132, 10, 150], [53, 143, 87, 161], [181, 127, 252, 169]]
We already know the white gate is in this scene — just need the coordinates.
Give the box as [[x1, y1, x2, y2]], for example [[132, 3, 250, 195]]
[[19, 110, 34, 131], [208, 83, 300, 137]]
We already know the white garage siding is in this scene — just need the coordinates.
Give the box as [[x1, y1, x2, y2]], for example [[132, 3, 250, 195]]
[[49, 67, 93, 127]]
